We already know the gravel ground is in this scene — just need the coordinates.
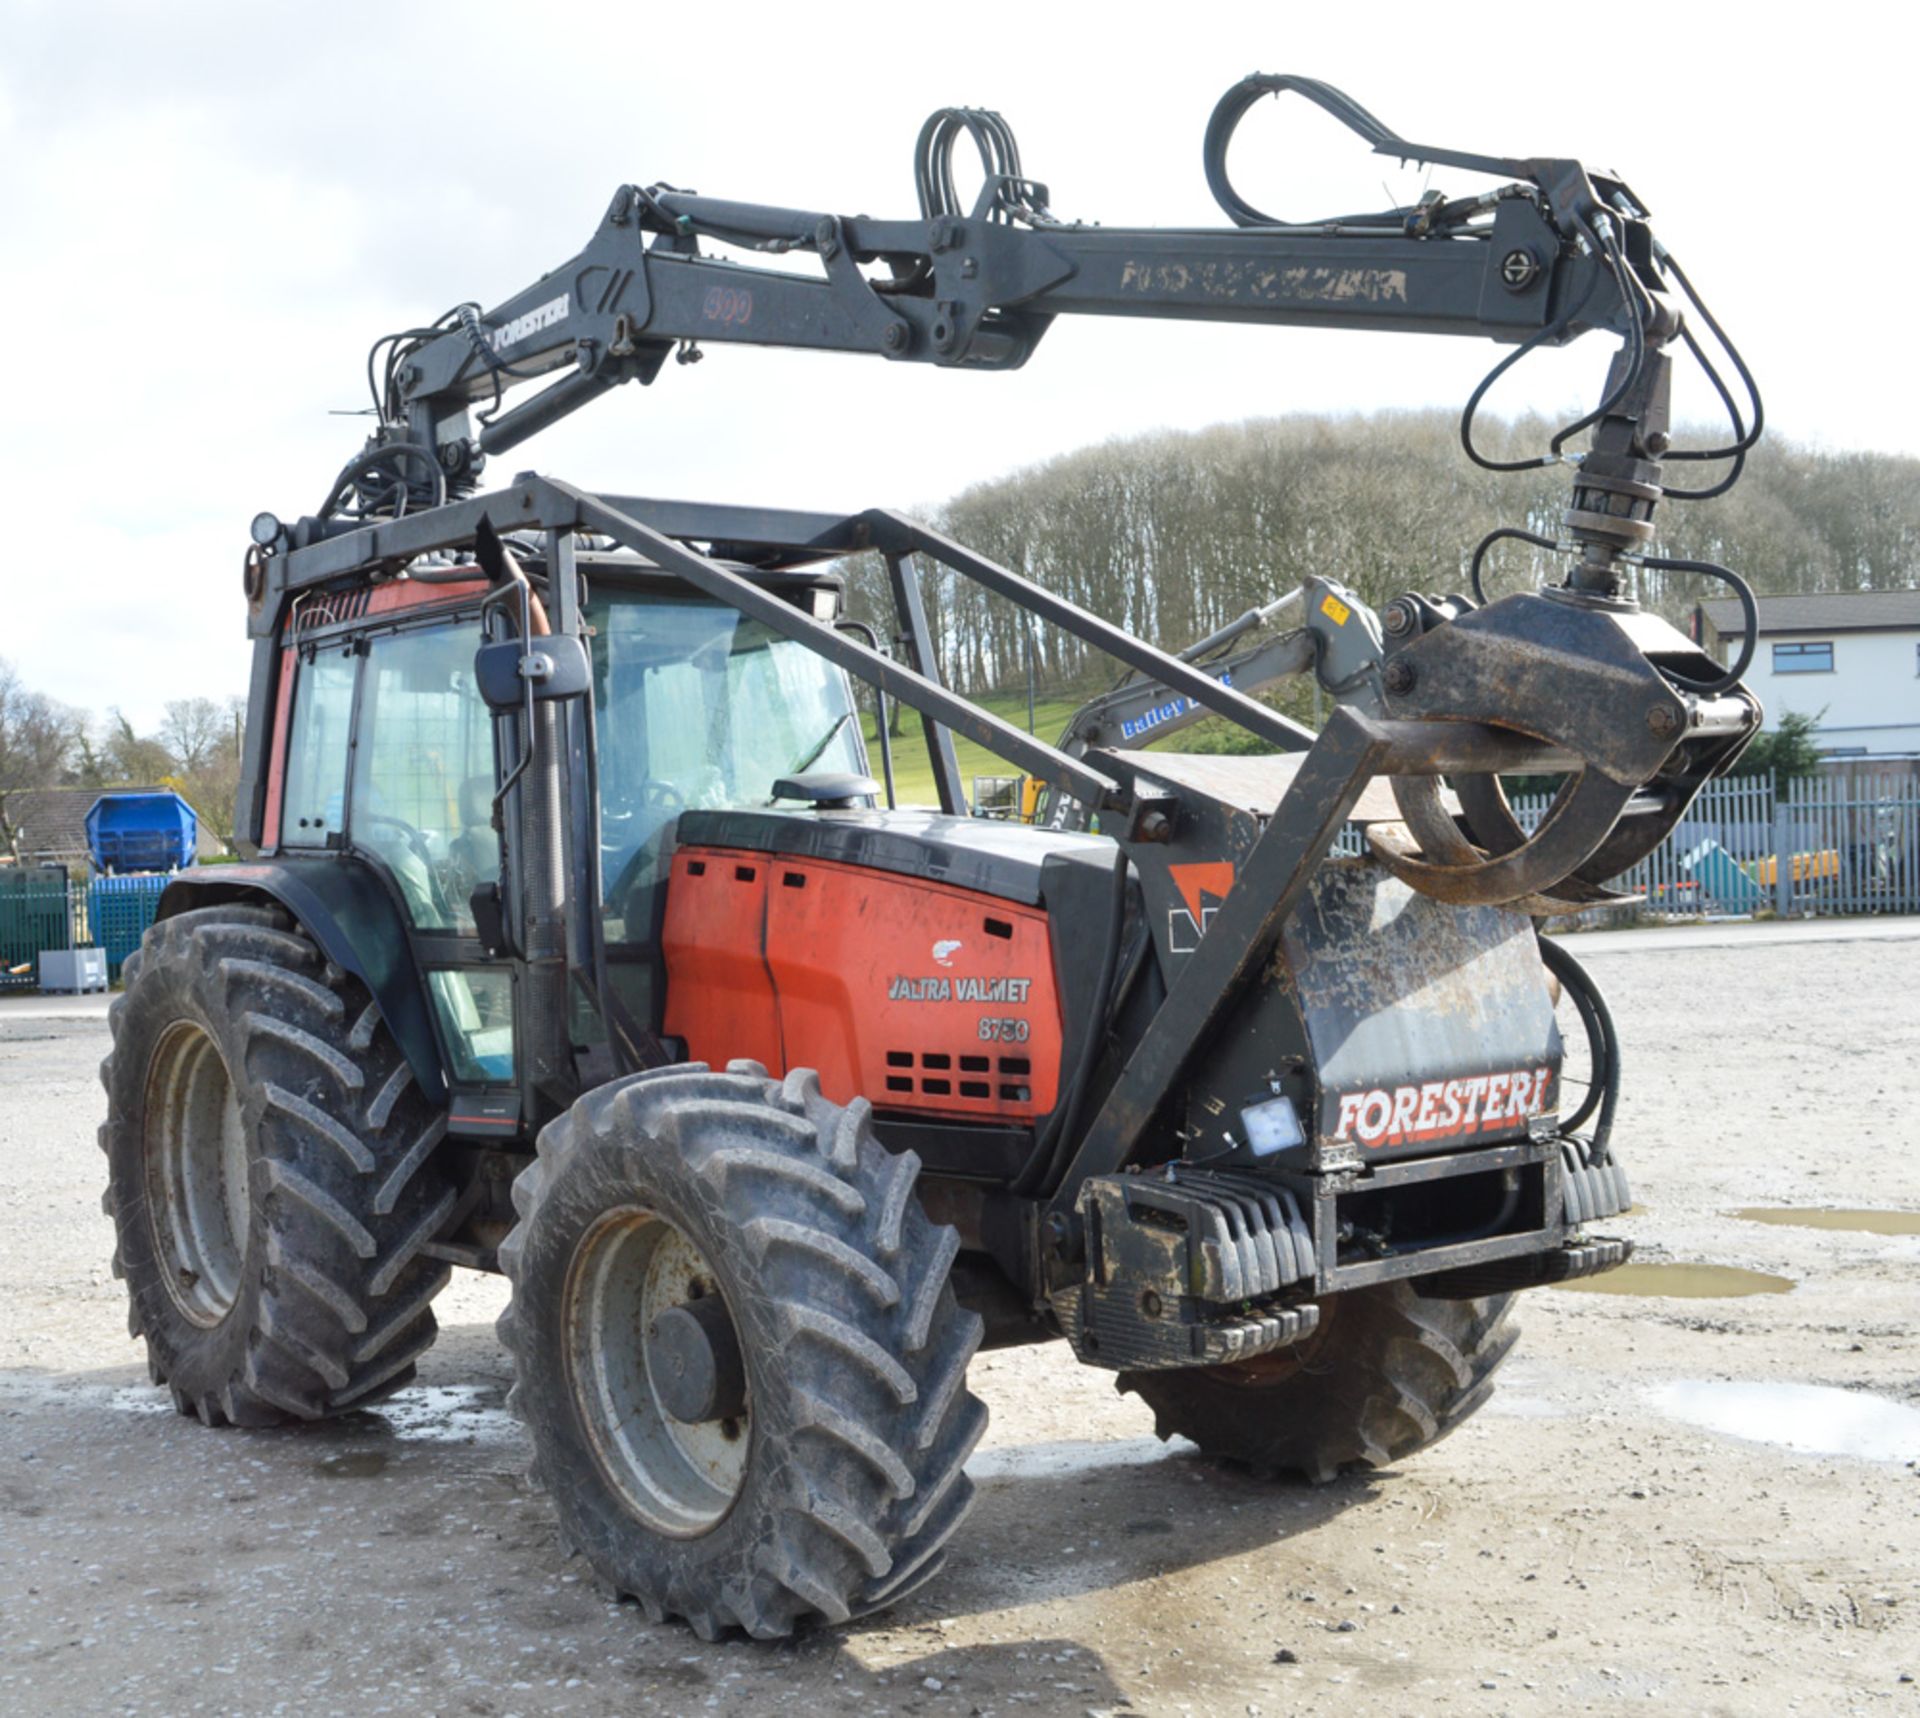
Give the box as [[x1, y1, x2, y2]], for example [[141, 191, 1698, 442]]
[[3, 928, 1918, 1715]]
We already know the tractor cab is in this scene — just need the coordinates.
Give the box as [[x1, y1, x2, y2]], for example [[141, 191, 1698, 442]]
[[259, 548, 868, 1132]]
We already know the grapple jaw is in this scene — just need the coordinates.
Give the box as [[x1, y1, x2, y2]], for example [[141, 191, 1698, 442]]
[[1363, 588, 1760, 913]]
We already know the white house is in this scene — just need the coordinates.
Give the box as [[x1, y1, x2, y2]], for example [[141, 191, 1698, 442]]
[[1695, 590, 1920, 757]]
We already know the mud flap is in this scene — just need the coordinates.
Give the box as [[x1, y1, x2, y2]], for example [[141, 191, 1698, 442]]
[[1281, 865, 1560, 1164]]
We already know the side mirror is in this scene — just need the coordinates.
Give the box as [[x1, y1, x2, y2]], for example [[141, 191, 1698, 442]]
[[474, 634, 591, 711], [772, 771, 881, 810]]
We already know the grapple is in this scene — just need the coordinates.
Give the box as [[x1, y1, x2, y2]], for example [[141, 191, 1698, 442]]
[[1365, 585, 1760, 913]]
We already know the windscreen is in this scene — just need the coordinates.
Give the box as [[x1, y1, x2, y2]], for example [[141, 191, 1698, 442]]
[[586, 588, 866, 940]]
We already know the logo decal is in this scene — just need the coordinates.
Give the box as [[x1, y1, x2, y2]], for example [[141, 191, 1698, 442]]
[[490, 293, 570, 353], [1332, 1069, 1553, 1149], [888, 975, 1033, 1003], [932, 939, 963, 967], [1118, 671, 1235, 742], [1165, 861, 1236, 954]]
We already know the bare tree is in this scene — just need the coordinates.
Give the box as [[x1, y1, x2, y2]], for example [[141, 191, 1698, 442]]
[[0, 658, 83, 851], [174, 696, 247, 848], [843, 413, 1920, 719], [0, 662, 80, 789], [160, 698, 229, 774], [100, 711, 179, 787]]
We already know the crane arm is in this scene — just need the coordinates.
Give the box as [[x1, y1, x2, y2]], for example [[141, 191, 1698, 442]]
[[343, 71, 1679, 556], [268, 73, 1766, 918]]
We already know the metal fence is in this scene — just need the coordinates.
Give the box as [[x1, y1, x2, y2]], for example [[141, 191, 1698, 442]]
[[0, 873, 80, 991], [0, 870, 171, 990], [1510, 768, 1920, 923], [89, 875, 172, 979]]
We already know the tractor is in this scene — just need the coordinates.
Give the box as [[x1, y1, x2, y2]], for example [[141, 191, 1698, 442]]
[[101, 73, 1760, 1637]]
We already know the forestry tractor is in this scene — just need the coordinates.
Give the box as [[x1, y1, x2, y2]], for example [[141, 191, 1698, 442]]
[[100, 73, 1762, 1637]]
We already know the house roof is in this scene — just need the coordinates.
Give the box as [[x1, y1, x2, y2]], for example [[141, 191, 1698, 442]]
[[0, 786, 218, 866], [1697, 588, 1920, 640]]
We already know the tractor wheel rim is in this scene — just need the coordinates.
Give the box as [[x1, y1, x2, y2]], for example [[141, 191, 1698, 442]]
[[566, 1208, 750, 1537], [144, 1020, 250, 1327]]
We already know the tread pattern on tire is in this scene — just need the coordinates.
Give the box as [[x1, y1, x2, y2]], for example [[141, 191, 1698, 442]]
[[99, 903, 453, 1426], [1119, 1279, 1518, 1484], [497, 1060, 987, 1640]]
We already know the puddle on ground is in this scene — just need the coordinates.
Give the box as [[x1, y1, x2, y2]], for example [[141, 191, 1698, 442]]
[[0, 1377, 178, 1417], [1648, 1380, 1920, 1464], [1483, 1391, 1568, 1420], [314, 1450, 390, 1480], [102, 1386, 176, 1417], [1551, 1262, 1795, 1299], [968, 1436, 1191, 1484], [1730, 1207, 1920, 1238], [366, 1384, 517, 1445]]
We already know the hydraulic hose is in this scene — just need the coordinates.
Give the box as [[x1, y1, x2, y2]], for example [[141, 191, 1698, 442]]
[[318, 440, 447, 522], [1469, 526, 1559, 605], [1638, 554, 1757, 696], [1538, 935, 1620, 1163]]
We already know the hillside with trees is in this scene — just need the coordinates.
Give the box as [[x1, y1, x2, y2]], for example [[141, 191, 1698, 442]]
[[839, 411, 1920, 728], [3, 412, 1915, 839]]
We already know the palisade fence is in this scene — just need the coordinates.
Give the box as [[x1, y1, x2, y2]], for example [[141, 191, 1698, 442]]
[[1509, 768, 1920, 926], [0, 872, 170, 991]]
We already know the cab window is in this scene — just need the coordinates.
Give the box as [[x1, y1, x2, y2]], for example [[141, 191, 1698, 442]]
[[586, 590, 866, 945], [428, 969, 515, 1084], [349, 618, 495, 933], [280, 646, 357, 848]]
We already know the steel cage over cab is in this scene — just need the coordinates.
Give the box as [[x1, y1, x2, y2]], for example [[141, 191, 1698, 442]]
[[196, 470, 1637, 1342]]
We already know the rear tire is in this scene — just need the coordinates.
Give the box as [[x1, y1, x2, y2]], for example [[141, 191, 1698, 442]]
[[1119, 1281, 1517, 1483], [99, 903, 454, 1425], [497, 1061, 986, 1639]]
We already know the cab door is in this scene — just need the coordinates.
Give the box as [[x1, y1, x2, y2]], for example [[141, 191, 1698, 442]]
[[346, 614, 518, 1125]]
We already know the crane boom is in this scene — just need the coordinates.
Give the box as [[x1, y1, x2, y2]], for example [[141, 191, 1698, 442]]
[[297, 70, 1709, 619]]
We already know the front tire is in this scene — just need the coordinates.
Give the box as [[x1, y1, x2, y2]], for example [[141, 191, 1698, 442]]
[[1119, 1281, 1517, 1482], [497, 1061, 987, 1639], [99, 903, 455, 1425]]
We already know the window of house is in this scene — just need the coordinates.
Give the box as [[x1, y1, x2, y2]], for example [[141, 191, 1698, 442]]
[[1772, 641, 1833, 674]]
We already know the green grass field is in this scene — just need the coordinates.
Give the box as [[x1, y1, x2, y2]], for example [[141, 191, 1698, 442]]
[[858, 690, 1090, 809], [857, 681, 1315, 810]]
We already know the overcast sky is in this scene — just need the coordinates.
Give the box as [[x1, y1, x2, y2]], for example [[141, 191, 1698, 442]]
[[3, 2, 1908, 729]]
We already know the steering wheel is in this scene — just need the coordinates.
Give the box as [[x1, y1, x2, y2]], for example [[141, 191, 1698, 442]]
[[604, 778, 685, 826], [358, 811, 435, 864], [357, 812, 456, 923]]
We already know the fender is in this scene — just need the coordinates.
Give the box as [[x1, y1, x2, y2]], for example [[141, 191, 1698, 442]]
[[158, 859, 447, 1104]]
